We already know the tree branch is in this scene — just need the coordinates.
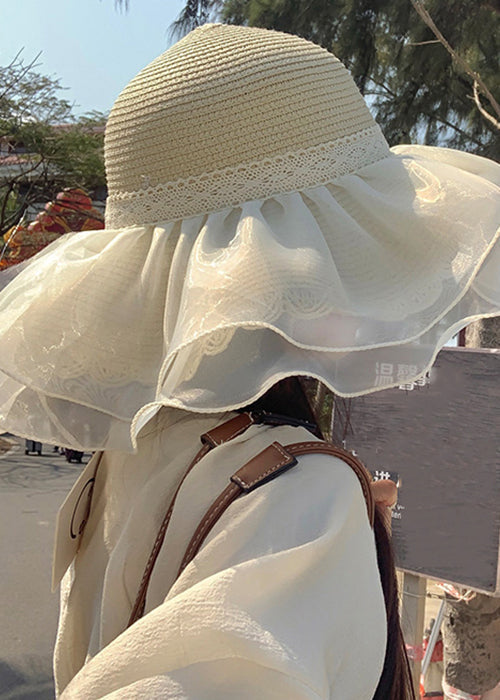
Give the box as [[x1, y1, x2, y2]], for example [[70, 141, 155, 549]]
[[431, 114, 486, 147], [480, 1, 500, 14], [0, 180, 16, 232], [410, 0, 500, 125], [0, 50, 42, 101], [405, 39, 441, 46], [473, 80, 500, 130], [3, 155, 45, 182], [367, 75, 486, 147]]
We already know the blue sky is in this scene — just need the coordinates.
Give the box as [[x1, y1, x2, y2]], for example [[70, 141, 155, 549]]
[[0, 0, 187, 115]]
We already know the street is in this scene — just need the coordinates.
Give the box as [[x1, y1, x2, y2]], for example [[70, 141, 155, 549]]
[[0, 438, 86, 699]]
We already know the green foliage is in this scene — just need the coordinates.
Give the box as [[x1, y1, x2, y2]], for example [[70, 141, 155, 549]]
[[0, 53, 73, 125], [170, 0, 219, 37], [0, 53, 106, 235], [208, 0, 499, 158], [48, 117, 106, 192]]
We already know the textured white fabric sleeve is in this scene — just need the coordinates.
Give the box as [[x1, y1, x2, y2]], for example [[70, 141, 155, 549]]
[[59, 453, 386, 700]]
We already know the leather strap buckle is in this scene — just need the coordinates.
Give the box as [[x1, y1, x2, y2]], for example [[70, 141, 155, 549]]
[[201, 412, 254, 447]]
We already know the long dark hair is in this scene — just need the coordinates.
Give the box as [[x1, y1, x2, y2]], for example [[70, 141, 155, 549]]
[[246, 376, 415, 700]]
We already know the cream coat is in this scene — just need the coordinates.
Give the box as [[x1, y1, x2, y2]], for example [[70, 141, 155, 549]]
[[54, 410, 386, 699]]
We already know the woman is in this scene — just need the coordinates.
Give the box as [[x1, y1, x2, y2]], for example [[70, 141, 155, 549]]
[[0, 24, 498, 699]]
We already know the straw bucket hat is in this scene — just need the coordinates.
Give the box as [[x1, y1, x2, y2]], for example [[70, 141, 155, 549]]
[[0, 23, 498, 450]]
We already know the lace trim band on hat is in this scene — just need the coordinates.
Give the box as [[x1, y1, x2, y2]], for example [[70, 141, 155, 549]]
[[105, 125, 390, 228]]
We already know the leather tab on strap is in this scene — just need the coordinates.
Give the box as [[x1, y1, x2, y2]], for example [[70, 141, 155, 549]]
[[177, 442, 298, 577], [201, 412, 254, 447], [231, 442, 297, 492]]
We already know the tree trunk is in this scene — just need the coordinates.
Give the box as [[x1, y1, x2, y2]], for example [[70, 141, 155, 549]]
[[465, 317, 500, 348], [442, 317, 500, 695]]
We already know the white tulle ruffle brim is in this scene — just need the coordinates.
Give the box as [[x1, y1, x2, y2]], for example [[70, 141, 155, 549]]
[[0, 144, 498, 450]]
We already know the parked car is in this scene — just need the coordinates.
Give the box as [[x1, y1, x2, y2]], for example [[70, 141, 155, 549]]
[[64, 449, 84, 464], [25, 440, 42, 455]]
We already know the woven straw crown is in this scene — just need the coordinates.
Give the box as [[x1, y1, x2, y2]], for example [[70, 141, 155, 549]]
[[104, 24, 388, 228]]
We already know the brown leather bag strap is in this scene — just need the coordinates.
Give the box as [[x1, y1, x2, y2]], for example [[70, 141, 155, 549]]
[[128, 412, 254, 627], [127, 441, 211, 626], [200, 412, 255, 447], [128, 420, 375, 629], [176, 439, 375, 579], [285, 441, 375, 527], [177, 442, 298, 577]]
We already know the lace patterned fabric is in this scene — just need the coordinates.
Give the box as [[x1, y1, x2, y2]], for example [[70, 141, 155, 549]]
[[105, 126, 390, 227], [0, 145, 497, 451]]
